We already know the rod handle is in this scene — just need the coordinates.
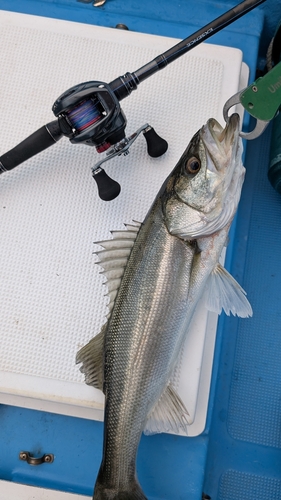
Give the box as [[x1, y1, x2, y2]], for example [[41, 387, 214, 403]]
[[0, 120, 62, 173]]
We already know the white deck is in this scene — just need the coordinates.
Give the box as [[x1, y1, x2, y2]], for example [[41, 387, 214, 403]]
[[0, 10, 247, 436]]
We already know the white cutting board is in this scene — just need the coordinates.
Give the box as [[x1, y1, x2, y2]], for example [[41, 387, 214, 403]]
[[0, 479, 90, 499], [0, 10, 248, 436]]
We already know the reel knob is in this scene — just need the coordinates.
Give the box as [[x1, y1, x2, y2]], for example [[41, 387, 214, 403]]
[[143, 127, 168, 158], [92, 168, 121, 201]]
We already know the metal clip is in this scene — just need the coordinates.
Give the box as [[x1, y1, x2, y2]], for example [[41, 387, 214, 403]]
[[223, 61, 281, 140], [223, 90, 270, 140]]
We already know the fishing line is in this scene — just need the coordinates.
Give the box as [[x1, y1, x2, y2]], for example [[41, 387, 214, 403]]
[[66, 99, 103, 132]]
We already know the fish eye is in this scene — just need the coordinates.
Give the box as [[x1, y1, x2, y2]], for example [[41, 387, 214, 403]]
[[185, 156, 201, 174]]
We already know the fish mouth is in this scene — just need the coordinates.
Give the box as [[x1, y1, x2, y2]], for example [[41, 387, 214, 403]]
[[207, 113, 240, 148]]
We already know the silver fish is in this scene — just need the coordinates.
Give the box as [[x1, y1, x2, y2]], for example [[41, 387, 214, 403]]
[[76, 113, 252, 500]]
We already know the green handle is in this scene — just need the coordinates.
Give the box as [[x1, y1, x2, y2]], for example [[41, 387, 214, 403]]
[[240, 61, 281, 121]]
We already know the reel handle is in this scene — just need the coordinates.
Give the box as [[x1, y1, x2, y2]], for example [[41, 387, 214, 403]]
[[143, 127, 168, 157], [92, 168, 121, 201], [90, 123, 167, 201], [0, 121, 62, 173]]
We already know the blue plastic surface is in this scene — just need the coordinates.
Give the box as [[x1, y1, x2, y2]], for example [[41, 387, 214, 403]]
[[1, 1, 278, 499], [0, 406, 103, 495], [0, 0, 263, 79], [203, 121, 281, 500]]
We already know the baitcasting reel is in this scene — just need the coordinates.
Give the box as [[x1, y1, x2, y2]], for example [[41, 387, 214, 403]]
[[0, 0, 265, 200], [52, 80, 168, 200], [0, 79, 168, 201]]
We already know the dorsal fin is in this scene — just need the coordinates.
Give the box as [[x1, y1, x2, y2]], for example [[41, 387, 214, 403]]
[[77, 222, 141, 388], [95, 222, 141, 319], [76, 324, 107, 390]]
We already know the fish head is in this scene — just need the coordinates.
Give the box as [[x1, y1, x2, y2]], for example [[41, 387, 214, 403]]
[[163, 113, 245, 239]]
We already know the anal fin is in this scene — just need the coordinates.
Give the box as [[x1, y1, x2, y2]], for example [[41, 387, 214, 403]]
[[144, 384, 191, 436]]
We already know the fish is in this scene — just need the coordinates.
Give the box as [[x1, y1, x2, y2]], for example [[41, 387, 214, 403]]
[[76, 113, 252, 500]]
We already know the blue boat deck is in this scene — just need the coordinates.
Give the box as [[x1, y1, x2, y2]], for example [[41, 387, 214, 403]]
[[0, 1, 280, 499]]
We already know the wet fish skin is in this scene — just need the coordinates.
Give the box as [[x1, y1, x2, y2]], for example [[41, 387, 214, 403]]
[[77, 114, 252, 500], [93, 201, 194, 500]]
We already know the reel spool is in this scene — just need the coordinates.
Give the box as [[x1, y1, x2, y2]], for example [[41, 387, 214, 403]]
[[53, 81, 127, 148]]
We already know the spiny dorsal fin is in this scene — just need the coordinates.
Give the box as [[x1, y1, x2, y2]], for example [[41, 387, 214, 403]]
[[76, 324, 107, 390], [206, 263, 253, 318], [77, 222, 142, 389], [144, 384, 191, 436], [95, 222, 141, 319]]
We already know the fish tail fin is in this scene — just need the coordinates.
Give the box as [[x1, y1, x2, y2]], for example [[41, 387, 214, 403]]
[[93, 477, 147, 500]]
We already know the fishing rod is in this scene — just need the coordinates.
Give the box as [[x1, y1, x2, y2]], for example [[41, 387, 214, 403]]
[[0, 0, 266, 200]]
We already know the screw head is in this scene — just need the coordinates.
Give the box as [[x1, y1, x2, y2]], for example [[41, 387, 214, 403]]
[[115, 24, 129, 30]]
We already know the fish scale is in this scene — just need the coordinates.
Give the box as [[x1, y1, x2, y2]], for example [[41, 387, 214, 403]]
[[76, 114, 252, 499], [95, 202, 195, 498]]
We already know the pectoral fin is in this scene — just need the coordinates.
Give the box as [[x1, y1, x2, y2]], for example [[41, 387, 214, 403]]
[[206, 263, 253, 318], [144, 384, 191, 436]]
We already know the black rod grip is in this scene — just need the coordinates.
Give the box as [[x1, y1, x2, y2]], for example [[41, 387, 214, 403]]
[[0, 120, 62, 173]]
